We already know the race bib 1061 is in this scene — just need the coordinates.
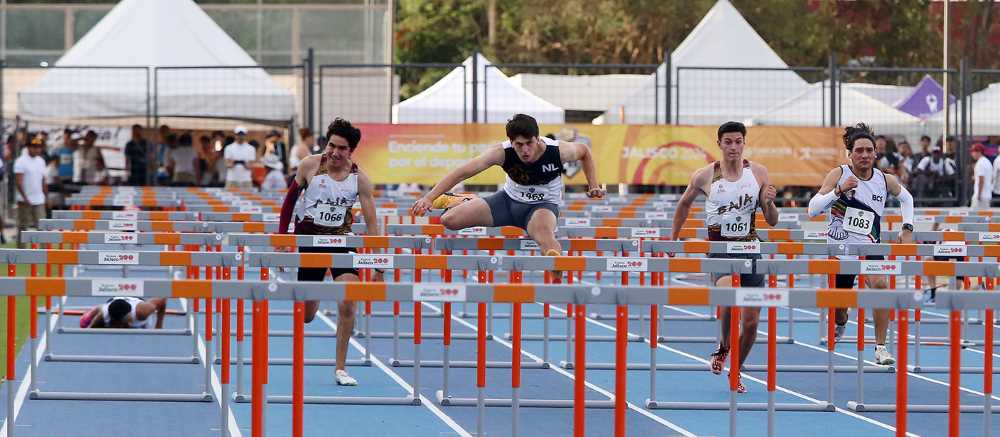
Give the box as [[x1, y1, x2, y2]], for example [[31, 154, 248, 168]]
[[721, 214, 751, 238]]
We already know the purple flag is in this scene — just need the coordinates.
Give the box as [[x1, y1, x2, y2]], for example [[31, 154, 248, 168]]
[[896, 75, 955, 119]]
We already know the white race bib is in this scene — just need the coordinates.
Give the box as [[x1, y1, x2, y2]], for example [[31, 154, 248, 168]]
[[842, 207, 875, 235], [721, 214, 751, 238], [313, 203, 347, 227], [516, 187, 550, 203]]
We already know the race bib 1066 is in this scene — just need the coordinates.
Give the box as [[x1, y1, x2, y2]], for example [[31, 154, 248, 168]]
[[313, 204, 347, 227]]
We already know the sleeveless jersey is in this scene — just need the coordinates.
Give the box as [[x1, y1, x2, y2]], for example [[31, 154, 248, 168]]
[[705, 160, 760, 242], [501, 136, 564, 205], [826, 165, 887, 245], [293, 157, 359, 235], [101, 297, 148, 329]]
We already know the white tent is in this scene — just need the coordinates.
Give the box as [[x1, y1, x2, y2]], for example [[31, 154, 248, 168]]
[[844, 83, 913, 108], [18, 0, 295, 123], [600, 0, 808, 125], [752, 83, 929, 139], [924, 83, 1000, 136], [393, 53, 565, 124]]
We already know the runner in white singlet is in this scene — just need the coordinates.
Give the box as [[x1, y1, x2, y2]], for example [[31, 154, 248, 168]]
[[809, 123, 915, 366], [671, 122, 779, 394], [81, 297, 167, 329], [277, 117, 381, 386]]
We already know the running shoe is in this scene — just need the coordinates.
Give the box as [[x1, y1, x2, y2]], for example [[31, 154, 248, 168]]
[[431, 192, 475, 210], [710, 346, 728, 375], [834, 324, 846, 343], [545, 249, 563, 284], [735, 375, 747, 394], [335, 369, 358, 386], [874, 344, 895, 366]]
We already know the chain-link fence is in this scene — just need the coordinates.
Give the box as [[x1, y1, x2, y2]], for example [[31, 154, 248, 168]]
[[317, 63, 463, 125], [676, 66, 828, 126], [485, 63, 659, 124]]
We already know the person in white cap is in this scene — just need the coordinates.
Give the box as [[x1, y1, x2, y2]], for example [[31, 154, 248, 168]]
[[261, 153, 287, 191], [224, 126, 257, 189]]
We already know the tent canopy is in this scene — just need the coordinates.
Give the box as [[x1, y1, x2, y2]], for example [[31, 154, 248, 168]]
[[601, 0, 808, 125], [393, 53, 565, 124], [896, 75, 955, 119], [18, 0, 295, 123]]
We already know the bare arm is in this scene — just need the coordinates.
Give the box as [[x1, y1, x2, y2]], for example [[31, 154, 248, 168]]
[[357, 171, 379, 237], [559, 141, 599, 190], [752, 163, 779, 226], [424, 145, 504, 200], [670, 167, 709, 241], [136, 298, 168, 329]]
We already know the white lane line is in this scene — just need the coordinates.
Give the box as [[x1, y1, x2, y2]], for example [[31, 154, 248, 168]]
[[313, 310, 473, 437], [592, 277, 914, 436], [0, 297, 62, 436], [422, 301, 698, 437], [185, 298, 244, 437]]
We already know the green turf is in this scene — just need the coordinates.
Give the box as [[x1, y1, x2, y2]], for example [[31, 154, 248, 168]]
[[0, 243, 51, 384]]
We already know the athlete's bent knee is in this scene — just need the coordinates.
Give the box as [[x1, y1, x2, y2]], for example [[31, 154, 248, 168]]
[[441, 211, 463, 230]]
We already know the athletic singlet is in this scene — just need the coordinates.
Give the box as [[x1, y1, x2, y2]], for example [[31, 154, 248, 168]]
[[293, 156, 358, 235], [705, 160, 760, 242], [501, 136, 564, 205], [100, 297, 148, 329], [826, 165, 887, 245]]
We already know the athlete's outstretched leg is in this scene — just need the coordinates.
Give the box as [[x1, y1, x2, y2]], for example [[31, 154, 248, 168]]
[[440, 198, 494, 230], [526, 208, 561, 255], [332, 273, 360, 384], [867, 275, 895, 365], [738, 308, 761, 369]]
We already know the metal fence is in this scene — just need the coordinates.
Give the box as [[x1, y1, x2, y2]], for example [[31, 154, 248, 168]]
[[5, 59, 1000, 202]]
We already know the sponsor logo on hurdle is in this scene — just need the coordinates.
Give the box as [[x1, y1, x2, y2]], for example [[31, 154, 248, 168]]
[[644, 211, 669, 219], [726, 241, 760, 254], [861, 261, 902, 275], [262, 213, 280, 222], [376, 207, 399, 217], [915, 216, 936, 223], [108, 220, 137, 231], [778, 213, 799, 222], [313, 236, 347, 247], [413, 283, 466, 302], [803, 230, 827, 240], [239, 205, 262, 213], [979, 232, 1000, 242], [458, 227, 487, 236], [237, 200, 253, 207], [630, 228, 660, 238], [353, 254, 394, 269], [606, 258, 648, 272], [111, 196, 134, 207], [948, 210, 970, 216], [111, 211, 138, 221], [92, 279, 144, 297], [653, 201, 671, 209], [104, 233, 138, 245], [592, 205, 613, 212], [565, 218, 590, 227], [735, 288, 788, 307], [520, 240, 540, 250], [99, 251, 139, 265], [933, 243, 967, 257]]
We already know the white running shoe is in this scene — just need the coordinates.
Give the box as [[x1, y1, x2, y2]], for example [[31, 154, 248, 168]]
[[834, 324, 846, 343], [874, 345, 895, 366], [335, 369, 358, 386]]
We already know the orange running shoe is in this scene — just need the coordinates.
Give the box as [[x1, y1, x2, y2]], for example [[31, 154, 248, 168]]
[[432, 192, 476, 210]]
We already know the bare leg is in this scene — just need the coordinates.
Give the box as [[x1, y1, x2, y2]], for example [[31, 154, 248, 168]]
[[867, 275, 890, 344], [334, 273, 360, 372], [304, 300, 319, 323], [716, 276, 734, 350], [525, 208, 561, 255], [441, 198, 494, 230], [738, 308, 761, 369]]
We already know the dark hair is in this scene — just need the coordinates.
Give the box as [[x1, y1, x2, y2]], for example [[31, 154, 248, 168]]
[[199, 135, 211, 144], [85, 130, 98, 138], [544, 133, 557, 141], [717, 121, 746, 141], [178, 133, 193, 146], [325, 117, 361, 150], [298, 127, 312, 139], [875, 135, 887, 141], [107, 299, 131, 325], [505, 114, 539, 140], [131, 124, 142, 130], [165, 133, 177, 145], [843, 123, 876, 151], [920, 135, 932, 142]]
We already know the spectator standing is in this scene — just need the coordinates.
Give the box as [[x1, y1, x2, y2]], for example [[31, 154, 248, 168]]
[[971, 143, 993, 210], [124, 124, 149, 186], [15, 137, 47, 246], [167, 132, 198, 186], [224, 126, 257, 190], [260, 154, 287, 191], [913, 144, 957, 200], [289, 128, 313, 177], [73, 130, 102, 185]]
